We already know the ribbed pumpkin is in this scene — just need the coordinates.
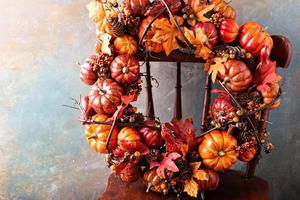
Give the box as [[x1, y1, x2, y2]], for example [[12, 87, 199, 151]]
[[110, 54, 140, 84], [219, 59, 252, 93], [143, 167, 165, 193], [261, 83, 281, 110], [239, 21, 273, 57], [89, 79, 124, 114], [199, 129, 238, 171], [238, 146, 257, 162], [80, 55, 98, 85], [211, 93, 237, 124], [192, 22, 218, 48], [118, 127, 142, 153], [85, 114, 119, 153], [211, 0, 236, 19], [139, 120, 163, 148], [197, 169, 220, 192], [113, 35, 138, 55], [138, 16, 163, 53], [219, 19, 239, 43], [125, 0, 151, 17]]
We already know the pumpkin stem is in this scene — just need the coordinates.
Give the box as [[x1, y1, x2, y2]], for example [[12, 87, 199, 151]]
[[218, 150, 226, 157], [146, 182, 152, 193], [122, 66, 129, 74]]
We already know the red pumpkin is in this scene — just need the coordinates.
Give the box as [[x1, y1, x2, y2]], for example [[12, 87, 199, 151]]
[[211, 93, 237, 124], [239, 21, 273, 57], [211, 0, 236, 19], [125, 0, 151, 17], [199, 129, 238, 171], [139, 120, 163, 148], [113, 35, 138, 55], [193, 22, 218, 48], [85, 114, 119, 153], [238, 146, 257, 162], [219, 19, 239, 43], [110, 54, 140, 84], [219, 59, 252, 93], [89, 79, 124, 114], [138, 16, 163, 53], [80, 55, 98, 85], [118, 127, 142, 153], [197, 169, 220, 192]]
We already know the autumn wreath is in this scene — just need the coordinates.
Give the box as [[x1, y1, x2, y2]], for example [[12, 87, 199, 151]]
[[70, 0, 288, 198]]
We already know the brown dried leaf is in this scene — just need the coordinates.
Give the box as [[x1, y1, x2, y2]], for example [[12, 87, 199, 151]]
[[184, 178, 199, 197], [190, 162, 208, 181], [98, 33, 112, 55], [206, 57, 228, 83]]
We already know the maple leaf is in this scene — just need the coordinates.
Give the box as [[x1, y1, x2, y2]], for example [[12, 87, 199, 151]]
[[98, 33, 112, 55], [161, 118, 196, 155], [187, 4, 215, 26], [190, 162, 208, 181], [254, 47, 282, 92], [150, 153, 181, 178], [206, 57, 228, 83], [184, 28, 212, 59], [87, 0, 106, 24], [196, 4, 215, 22], [151, 16, 184, 56], [184, 178, 199, 197]]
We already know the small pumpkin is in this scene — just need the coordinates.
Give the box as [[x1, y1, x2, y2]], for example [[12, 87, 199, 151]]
[[138, 16, 164, 53], [110, 54, 140, 84], [261, 83, 281, 110], [113, 35, 138, 55], [143, 167, 165, 193], [197, 169, 220, 192], [219, 59, 252, 93], [211, 0, 236, 19], [219, 19, 239, 43], [211, 93, 237, 124], [238, 146, 257, 162], [192, 22, 218, 49], [199, 129, 238, 171], [80, 55, 99, 85], [89, 79, 124, 114], [139, 120, 163, 148], [85, 114, 119, 153], [125, 0, 151, 17], [239, 21, 273, 57], [118, 127, 142, 153]]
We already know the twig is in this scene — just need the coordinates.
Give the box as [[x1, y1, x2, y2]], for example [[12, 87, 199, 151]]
[[198, 120, 235, 138]]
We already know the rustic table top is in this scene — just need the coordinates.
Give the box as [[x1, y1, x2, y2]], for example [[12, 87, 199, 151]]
[[99, 170, 270, 200]]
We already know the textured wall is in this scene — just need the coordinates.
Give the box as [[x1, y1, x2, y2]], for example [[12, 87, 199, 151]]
[[0, 0, 299, 199]]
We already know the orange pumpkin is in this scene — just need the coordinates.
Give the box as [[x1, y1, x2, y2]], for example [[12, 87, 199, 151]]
[[138, 16, 163, 53], [113, 35, 138, 55], [85, 114, 119, 153], [143, 167, 165, 193], [118, 127, 142, 153], [239, 21, 273, 57], [199, 129, 238, 171], [219, 19, 239, 43], [219, 59, 252, 93], [211, 0, 236, 19], [261, 83, 281, 110], [197, 169, 220, 192], [238, 146, 257, 162]]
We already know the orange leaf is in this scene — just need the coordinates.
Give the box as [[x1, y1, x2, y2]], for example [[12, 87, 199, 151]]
[[184, 178, 199, 197], [206, 57, 228, 83], [195, 4, 215, 23], [86, 0, 106, 24], [184, 27, 212, 59], [152, 16, 184, 56]]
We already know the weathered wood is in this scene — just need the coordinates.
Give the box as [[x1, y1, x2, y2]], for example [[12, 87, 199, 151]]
[[99, 170, 270, 200], [145, 61, 155, 119], [201, 75, 212, 131], [136, 50, 205, 62], [174, 62, 182, 119]]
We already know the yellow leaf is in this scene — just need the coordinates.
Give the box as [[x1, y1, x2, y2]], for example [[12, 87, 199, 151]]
[[86, 0, 106, 23], [195, 4, 215, 23], [178, 144, 189, 160], [206, 57, 228, 83], [184, 178, 199, 198], [190, 162, 209, 181], [151, 16, 184, 56], [98, 33, 112, 55]]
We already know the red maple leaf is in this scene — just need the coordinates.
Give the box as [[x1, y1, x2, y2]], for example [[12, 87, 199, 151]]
[[161, 118, 196, 156], [253, 46, 282, 93], [150, 152, 181, 178]]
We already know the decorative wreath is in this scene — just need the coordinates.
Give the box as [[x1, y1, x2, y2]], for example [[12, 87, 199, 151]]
[[69, 0, 290, 198]]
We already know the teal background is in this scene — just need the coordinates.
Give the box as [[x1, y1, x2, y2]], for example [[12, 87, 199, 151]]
[[0, 0, 299, 199]]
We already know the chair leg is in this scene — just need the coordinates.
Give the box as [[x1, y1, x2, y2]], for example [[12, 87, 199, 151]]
[[201, 75, 212, 131], [174, 62, 182, 120], [145, 61, 155, 119]]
